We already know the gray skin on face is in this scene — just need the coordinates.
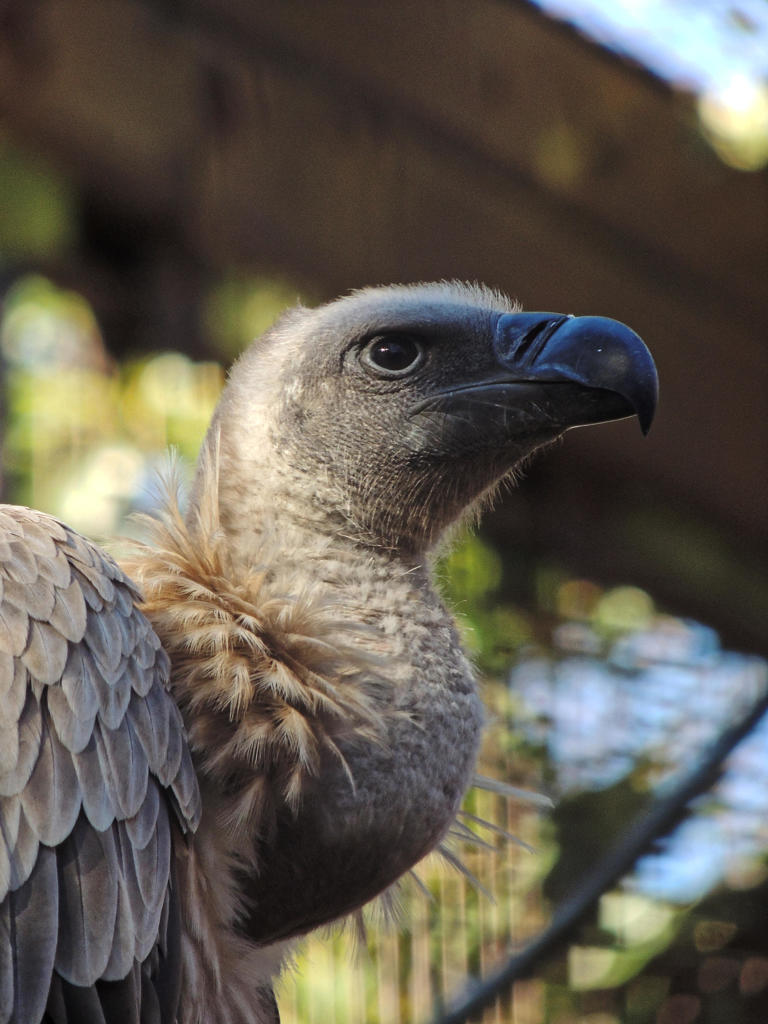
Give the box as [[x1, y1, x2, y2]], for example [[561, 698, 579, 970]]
[[252, 286, 654, 553], [272, 302, 514, 549]]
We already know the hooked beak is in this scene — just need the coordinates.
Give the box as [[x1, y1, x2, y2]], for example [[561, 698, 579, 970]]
[[491, 312, 659, 435], [405, 311, 658, 462]]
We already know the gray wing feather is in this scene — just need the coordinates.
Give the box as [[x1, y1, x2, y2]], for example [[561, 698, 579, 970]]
[[95, 718, 149, 821], [0, 670, 23, 781], [87, 648, 132, 730], [0, 693, 39, 797], [120, 808, 171, 960], [0, 602, 27, 659], [0, 798, 18, 895], [131, 805, 171, 914], [23, 619, 69, 685], [47, 579, 87, 645], [134, 633, 162, 672], [0, 505, 201, 1023], [159, 694, 183, 783], [2, 576, 55, 622], [4, 540, 38, 585], [6, 805, 38, 894], [21, 717, 81, 848], [68, 547, 116, 604], [0, 900, 11, 1022], [55, 817, 119, 985], [46, 684, 95, 755], [72, 735, 118, 833], [60, 646, 98, 740], [126, 688, 170, 776], [68, 574, 105, 615], [124, 773, 160, 852], [83, 604, 124, 677], [170, 744, 200, 824], [3, 844, 59, 1024], [0, 653, 13, 703], [103, 831, 139, 982]]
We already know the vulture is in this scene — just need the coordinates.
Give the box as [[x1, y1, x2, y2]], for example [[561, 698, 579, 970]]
[[0, 282, 658, 1024]]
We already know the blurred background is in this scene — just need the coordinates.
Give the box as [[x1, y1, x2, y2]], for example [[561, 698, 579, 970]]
[[0, 1, 766, 1022]]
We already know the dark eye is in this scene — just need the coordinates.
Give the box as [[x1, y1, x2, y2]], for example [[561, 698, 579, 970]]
[[361, 334, 425, 377]]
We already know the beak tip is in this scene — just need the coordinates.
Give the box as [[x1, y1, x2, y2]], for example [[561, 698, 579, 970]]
[[636, 369, 660, 436], [495, 311, 659, 435], [554, 315, 659, 434]]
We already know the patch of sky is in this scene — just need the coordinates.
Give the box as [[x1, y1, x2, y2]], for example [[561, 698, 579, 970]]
[[528, 0, 768, 92], [528, 0, 768, 168], [510, 613, 768, 902]]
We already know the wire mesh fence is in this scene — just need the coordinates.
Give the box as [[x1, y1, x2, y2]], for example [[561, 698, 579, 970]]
[[277, 616, 768, 1024], [3, 276, 767, 1023]]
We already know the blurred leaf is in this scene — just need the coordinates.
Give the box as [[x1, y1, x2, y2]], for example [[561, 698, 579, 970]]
[[543, 775, 653, 905], [0, 275, 105, 370], [438, 533, 502, 606], [204, 274, 309, 360], [0, 142, 76, 261]]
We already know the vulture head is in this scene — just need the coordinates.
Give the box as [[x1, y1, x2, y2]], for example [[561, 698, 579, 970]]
[[204, 282, 657, 556]]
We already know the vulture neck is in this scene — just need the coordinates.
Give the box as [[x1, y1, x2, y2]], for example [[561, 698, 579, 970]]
[[137, 437, 484, 1022], [212, 444, 426, 566]]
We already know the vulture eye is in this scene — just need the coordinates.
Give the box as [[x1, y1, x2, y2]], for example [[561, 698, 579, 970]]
[[361, 334, 425, 377]]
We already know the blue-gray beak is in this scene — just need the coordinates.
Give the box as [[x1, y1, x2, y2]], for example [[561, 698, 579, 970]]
[[493, 312, 658, 434]]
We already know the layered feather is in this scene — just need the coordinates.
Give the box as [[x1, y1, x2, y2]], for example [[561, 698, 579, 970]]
[[0, 504, 201, 1023]]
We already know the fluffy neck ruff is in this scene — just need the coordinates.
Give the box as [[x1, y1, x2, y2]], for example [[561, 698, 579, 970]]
[[124, 450, 483, 1022]]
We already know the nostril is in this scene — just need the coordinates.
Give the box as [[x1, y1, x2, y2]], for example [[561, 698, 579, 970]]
[[506, 315, 571, 366], [517, 318, 558, 359]]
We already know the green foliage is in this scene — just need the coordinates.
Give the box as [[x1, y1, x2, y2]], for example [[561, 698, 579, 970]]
[[0, 274, 222, 537], [437, 534, 534, 675], [204, 273, 313, 360], [0, 142, 76, 261]]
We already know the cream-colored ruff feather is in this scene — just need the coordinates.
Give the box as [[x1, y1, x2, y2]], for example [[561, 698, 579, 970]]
[[123, 454, 404, 1023], [125, 453, 387, 818]]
